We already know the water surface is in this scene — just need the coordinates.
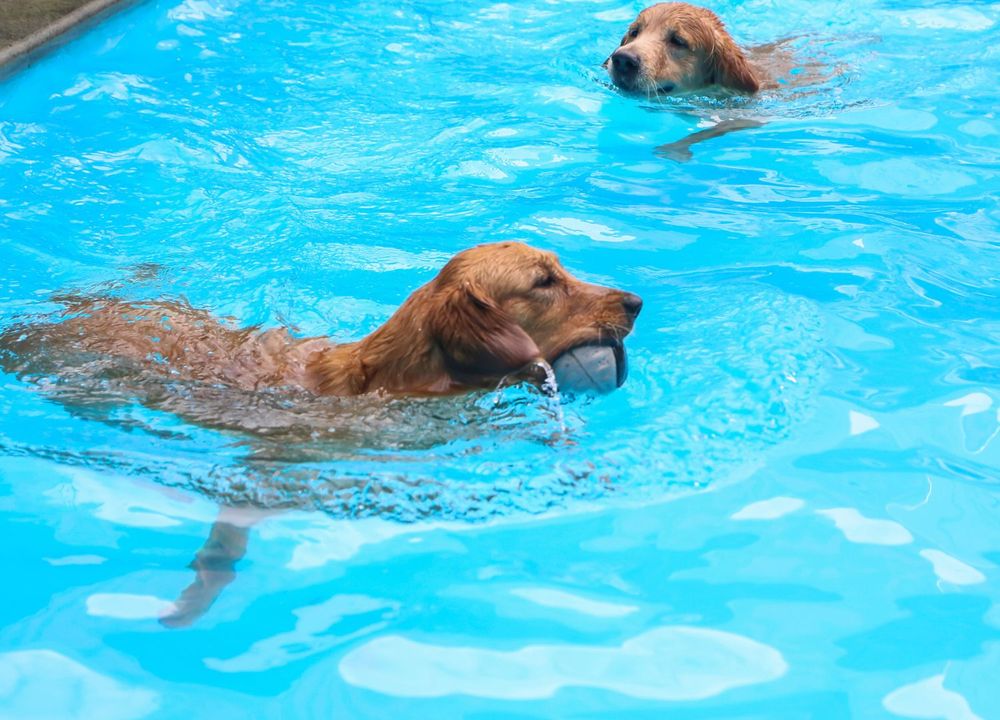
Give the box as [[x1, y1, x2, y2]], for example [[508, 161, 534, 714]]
[[0, 0, 998, 717]]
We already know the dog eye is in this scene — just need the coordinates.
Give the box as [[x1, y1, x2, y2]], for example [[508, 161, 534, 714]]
[[533, 273, 556, 289], [669, 32, 689, 49], [623, 27, 639, 43]]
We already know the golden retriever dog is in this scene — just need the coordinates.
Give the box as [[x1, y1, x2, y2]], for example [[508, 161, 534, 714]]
[[4, 241, 641, 400], [0, 241, 641, 627], [604, 2, 822, 160], [605, 2, 772, 96]]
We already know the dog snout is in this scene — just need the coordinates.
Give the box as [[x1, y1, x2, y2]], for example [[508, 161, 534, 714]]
[[621, 292, 643, 319], [611, 49, 642, 79]]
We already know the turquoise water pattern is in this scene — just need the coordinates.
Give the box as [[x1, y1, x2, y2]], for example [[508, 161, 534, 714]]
[[1, 0, 998, 717]]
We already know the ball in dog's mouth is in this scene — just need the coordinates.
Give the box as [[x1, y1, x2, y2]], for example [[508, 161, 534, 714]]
[[551, 343, 627, 394]]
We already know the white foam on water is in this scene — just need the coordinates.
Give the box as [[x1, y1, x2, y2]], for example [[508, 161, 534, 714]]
[[167, 0, 232, 22], [509, 587, 639, 618], [896, 8, 995, 31], [883, 674, 983, 720], [0, 650, 159, 720], [339, 626, 787, 700], [919, 550, 986, 586], [731, 496, 805, 521], [943, 393, 993, 417], [44, 554, 107, 566], [86, 594, 177, 620], [535, 216, 635, 243], [849, 410, 881, 436], [817, 508, 913, 545]]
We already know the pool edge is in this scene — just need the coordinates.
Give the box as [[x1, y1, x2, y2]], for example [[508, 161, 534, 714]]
[[0, 0, 146, 81]]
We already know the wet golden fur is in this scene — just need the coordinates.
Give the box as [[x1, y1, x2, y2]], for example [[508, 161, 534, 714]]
[[14, 242, 640, 398], [606, 2, 783, 95], [0, 243, 640, 629]]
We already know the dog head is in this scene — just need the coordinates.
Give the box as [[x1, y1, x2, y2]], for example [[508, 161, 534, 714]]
[[352, 242, 642, 394], [605, 2, 759, 95]]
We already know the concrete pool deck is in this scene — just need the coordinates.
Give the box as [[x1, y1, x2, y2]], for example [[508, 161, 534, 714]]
[[0, 0, 138, 76]]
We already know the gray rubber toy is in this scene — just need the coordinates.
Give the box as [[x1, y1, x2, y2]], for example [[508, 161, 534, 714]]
[[551, 344, 624, 394]]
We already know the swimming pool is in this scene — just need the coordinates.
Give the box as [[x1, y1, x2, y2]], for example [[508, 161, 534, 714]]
[[0, 0, 998, 716]]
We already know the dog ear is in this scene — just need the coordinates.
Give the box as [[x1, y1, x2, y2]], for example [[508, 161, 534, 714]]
[[431, 282, 541, 378], [711, 44, 760, 94]]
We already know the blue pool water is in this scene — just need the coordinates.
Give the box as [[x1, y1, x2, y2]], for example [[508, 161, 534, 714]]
[[1, 0, 998, 716]]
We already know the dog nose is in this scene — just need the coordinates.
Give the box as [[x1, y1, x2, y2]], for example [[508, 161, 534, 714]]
[[622, 292, 643, 318], [611, 49, 641, 79]]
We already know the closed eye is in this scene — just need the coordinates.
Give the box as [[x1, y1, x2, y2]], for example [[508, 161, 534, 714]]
[[669, 32, 689, 49], [533, 273, 556, 289]]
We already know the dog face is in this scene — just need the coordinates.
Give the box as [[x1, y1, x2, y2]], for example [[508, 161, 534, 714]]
[[605, 2, 759, 95], [358, 242, 642, 393], [433, 242, 641, 373]]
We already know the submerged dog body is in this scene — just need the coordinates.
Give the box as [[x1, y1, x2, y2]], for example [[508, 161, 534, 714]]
[[0, 243, 641, 628], [606, 2, 785, 96], [3, 242, 640, 399]]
